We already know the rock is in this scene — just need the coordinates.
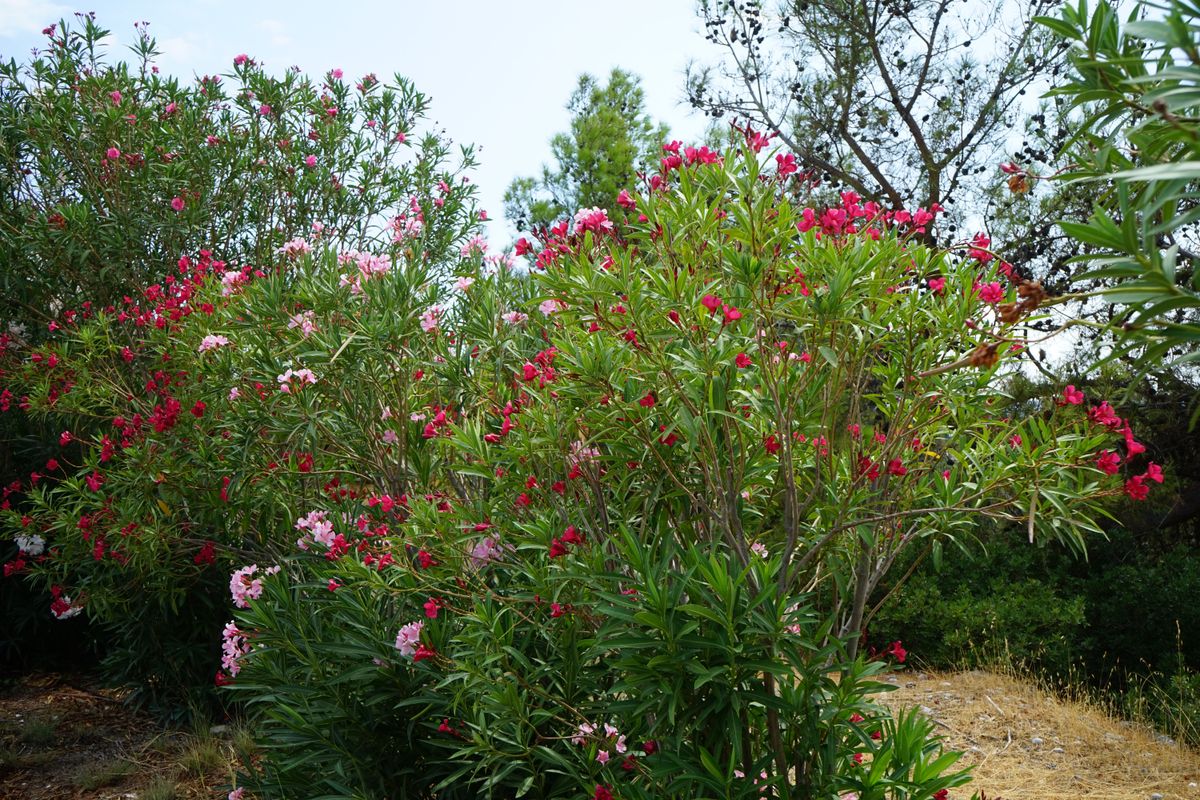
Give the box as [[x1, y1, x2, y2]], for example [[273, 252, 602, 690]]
[[1031, 736, 1044, 746], [210, 724, 229, 735], [1051, 747, 1064, 753], [1155, 734, 1175, 745], [1150, 794, 1164, 800], [1187, 781, 1197, 790]]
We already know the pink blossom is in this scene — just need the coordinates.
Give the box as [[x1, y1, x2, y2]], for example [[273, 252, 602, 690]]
[[468, 536, 503, 567], [229, 789, 245, 800], [233, 54, 249, 66], [287, 310, 317, 336], [198, 334, 230, 353], [277, 239, 313, 260], [395, 620, 424, 657], [501, 311, 528, 325], [382, 429, 399, 445], [277, 367, 318, 393], [572, 722, 596, 746], [229, 565, 264, 608], [221, 621, 251, 676], [454, 276, 475, 292], [170, 196, 185, 212], [228, 387, 240, 401], [750, 542, 769, 558], [928, 277, 946, 295], [106, 147, 120, 160], [460, 235, 488, 257], [259, 103, 272, 116], [295, 509, 335, 548], [574, 207, 614, 234], [420, 306, 443, 333], [539, 299, 565, 316], [1063, 385, 1084, 405]]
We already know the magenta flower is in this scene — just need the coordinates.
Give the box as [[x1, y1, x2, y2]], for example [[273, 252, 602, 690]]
[[170, 196, 185, 212]]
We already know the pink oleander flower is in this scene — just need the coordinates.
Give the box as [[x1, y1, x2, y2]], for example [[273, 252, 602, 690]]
[[539, 298, 565, 316], [382, 429, 399, 445], [574, 207, 614, 234], [454, 276, 475, 292], [228, 789, 245, 800], [106, 147, 120, 160], [572, 722, 596, 746], [221, 270, 248, 296], [198, 334, 230, 353], [468, 536, 503, 567], [287, 310, 317, 336], [304, 154, 317, 167], [395, 620, 424, 657], [420, 306, 443, 333], [295, 509, 335, 549], [276, 238, 313, 257], [501, 311, 528, 325], [460, 235, 488, 257], [277, 367, 317, 393], [228, 387, 240, 401], [221, 621, 251, 676], [170, 196, 185, 212], [750, 542, 769, 558], [229, 565, 263, 608], [1063, 384, 1085, 405]]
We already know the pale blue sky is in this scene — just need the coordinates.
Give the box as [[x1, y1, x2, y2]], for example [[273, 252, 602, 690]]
[[0, 0, 712, 241]]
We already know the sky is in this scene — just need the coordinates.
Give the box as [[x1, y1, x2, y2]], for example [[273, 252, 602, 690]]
[[0, 0, 713, 241]]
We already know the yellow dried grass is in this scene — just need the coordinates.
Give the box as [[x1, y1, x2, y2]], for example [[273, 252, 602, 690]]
[[875, 669, 1200, 800]]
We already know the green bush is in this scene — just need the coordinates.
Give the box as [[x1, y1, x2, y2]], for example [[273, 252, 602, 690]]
[[3, 103, 1151, 797]]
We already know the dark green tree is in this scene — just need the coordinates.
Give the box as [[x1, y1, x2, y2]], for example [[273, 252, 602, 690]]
[[504, 68, 668, 231]]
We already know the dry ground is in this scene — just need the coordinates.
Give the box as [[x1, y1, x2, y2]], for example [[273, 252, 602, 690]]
[[0, 672, 233, 800], [877, 669, 1200, 800]]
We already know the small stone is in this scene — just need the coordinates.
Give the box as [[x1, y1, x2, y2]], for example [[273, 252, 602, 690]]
[[1150, 793, 1164, 800], [1031, 736, 1044, 746], [1155, 734, 1175, 745], [1052, 747, 1064, 753], [1187, 781, 1197, 790], [210, 724, 229, 735]]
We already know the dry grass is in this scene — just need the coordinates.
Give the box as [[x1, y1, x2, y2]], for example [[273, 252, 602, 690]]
[[876, 669, 1200, 800]]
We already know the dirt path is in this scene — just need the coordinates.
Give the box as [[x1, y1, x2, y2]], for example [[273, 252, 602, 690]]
[[877, 669, 1200, 800], [0, 672, 226, 800]]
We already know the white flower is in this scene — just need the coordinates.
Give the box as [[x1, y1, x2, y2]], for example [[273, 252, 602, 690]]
[[15, 534, 45, 556]]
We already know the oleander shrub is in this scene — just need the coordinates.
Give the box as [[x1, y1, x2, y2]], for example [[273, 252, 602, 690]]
[[0, 14, 462, 338], [2, 127, 1163, 794], [0, 51, 480, 708]]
